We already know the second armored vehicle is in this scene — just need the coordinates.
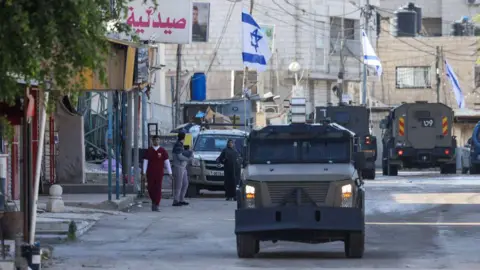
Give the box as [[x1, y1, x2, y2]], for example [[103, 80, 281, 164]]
[[380, 101, 457, 175], [235, 122, 367, 258], [316, 105, 377, 179]]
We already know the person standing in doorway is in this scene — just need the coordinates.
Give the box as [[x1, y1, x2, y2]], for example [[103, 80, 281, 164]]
[[142, 135, 172, 212], [217, 139, 241, 201], [172, 132, 193, 206]]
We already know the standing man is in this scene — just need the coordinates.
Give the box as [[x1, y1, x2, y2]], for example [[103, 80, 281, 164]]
[[172, 132, 193, 206], [217, 139, 241, 201], [142, 135, 172, 212]]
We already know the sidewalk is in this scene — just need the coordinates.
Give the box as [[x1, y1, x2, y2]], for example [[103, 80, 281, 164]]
[[31, 193, 136, 245]]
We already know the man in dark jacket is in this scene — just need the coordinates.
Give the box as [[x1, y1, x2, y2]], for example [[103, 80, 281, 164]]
[[217, 139, 241, 201]]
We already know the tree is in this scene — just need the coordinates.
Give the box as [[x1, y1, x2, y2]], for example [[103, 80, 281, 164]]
[[0, 0, 133, 102]]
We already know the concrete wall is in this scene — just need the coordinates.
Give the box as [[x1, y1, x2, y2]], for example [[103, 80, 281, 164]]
[[376, 22, 478, 107]]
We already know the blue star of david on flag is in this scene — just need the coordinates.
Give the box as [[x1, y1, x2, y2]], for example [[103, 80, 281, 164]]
[[242, 11, 272, 72]]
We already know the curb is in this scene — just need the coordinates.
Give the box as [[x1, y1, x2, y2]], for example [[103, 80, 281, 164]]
[[64, 194, 136, 212]]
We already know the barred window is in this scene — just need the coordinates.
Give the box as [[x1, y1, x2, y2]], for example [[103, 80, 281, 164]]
[[395, 66, 432, 89]]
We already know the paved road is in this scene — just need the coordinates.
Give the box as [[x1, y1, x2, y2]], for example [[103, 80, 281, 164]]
[[49, 172, 480, 269]]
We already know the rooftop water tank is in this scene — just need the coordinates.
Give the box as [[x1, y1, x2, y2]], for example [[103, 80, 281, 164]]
[[394, 9, 417, 37], [404, 2, 422, 34], [190, 73, 207, 101]]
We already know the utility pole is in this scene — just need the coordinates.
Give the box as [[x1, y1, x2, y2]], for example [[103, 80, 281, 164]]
[[436, 46, 441, 103], [174, 45, 182, 127], [337, 0, 346, 105], [361, 0, 371, 106]]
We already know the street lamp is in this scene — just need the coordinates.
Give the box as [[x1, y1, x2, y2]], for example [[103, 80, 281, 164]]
[[288, 61, 301, 86]]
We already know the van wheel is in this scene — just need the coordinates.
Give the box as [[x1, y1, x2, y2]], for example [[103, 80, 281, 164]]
[[186, 184, 200, 198], [236, 234, 259, 258], [344, 232, 364, 258]]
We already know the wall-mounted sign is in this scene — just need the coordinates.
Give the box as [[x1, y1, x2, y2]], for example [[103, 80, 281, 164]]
[[192, 2, 210, 42], [124, 0, 193, 44]]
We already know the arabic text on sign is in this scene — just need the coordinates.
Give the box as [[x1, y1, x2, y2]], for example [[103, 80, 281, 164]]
[[126, 6, 187, 35]]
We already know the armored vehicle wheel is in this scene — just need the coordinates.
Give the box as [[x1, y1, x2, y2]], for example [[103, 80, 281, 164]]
[[440, 164, 456, 174], [236, 234, 259, 258], [387, 164, 398, 176], [462, 167, 469, 174], [186, 184, 200, 198], [344, 232, 364, 258], [362, 169, 375, 180], [382, 160, 388, 176]]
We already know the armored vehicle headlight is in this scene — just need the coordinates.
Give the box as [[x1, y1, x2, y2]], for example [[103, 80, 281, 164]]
[[341, 184, 353, 207], [245, 185, 255, 199], [341, 184, 352, 198], [245, 185, 256, 208], [191, 159, 201, 167]]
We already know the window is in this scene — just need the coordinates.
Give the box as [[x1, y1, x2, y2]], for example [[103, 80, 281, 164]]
[[475, 65, 480, 88], [330, 17, 356, 40], [395, 66, 432, 89], [193, 135, 244, 152], [249, 139, 350, 164]]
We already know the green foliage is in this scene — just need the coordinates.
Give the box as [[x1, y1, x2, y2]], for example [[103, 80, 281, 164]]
[[0, 116, 14, 143], [68, 220, 77, 240], [0, 0, 136, 103]]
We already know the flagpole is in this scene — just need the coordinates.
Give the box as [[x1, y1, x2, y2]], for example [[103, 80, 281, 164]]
[[243, 0, 254, 132]]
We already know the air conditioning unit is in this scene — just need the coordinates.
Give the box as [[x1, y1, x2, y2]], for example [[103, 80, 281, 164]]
[[263, 104, 279, 114], [466, 0, 480, 5]]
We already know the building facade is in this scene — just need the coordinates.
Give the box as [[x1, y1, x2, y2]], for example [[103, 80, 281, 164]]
[[156, 0, 379, 118], [379, 0, 480, 36], [376, 20, 478, 108]]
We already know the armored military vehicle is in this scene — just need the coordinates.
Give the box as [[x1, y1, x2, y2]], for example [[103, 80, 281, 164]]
[[380, 101, 457, 176], [316, 105, 377, 179], [235, 121, 367, 258]]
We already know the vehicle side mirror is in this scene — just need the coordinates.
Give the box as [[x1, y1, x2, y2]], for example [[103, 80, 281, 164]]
[[353, 152, 366, 170], [379, 119, 387, 129], [467, 137, 472, 145]]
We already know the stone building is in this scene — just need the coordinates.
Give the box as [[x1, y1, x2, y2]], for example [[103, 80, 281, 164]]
[[156, 0, 379, 118], [379, 0, 480, 36]]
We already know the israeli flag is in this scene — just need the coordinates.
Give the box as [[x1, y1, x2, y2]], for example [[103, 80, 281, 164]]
[[445, 60, 465, 108], [361, 30, 382, 78], [242, 11, 272, 72]]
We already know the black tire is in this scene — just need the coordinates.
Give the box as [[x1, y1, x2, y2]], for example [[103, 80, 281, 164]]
[[236, 234, 259, 258], [441, 164, 457, 174], [462, 167, 468, 174], [471, 165, 480, 175], [388, 164, 398, 176], [382, 160, 388, 176], [186, 184, 200, 198], [362, 169, 376, 180], [448, 164, 457, 174], [344, 232, 365, 258]]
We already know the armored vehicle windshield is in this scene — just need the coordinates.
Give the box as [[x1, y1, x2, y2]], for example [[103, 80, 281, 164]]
[[248, 123, 353, 165]]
